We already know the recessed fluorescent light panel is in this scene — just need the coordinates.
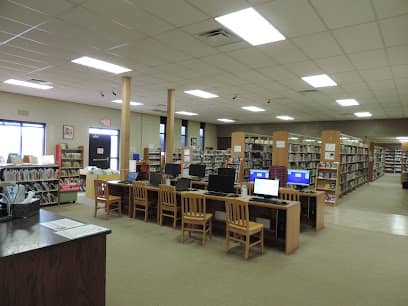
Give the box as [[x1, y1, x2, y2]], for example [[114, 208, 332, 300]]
[[354, 112, 372, 118], [217, 118, 236, 123], [301, 74, 337, 88], [288, 137, 298, 140], [396, 137, 408, 142], [215, 7, 285, 46], [175, 111, 198, 116], [184, 90, 218, 99], [3, 79, 53, 90], [304, 139, 315, 142], [336, 99, 359, 107], [241, 106, 265, 112], [112, 99, 143, 106], [71, 56, 131, 74], [276, 115, 294, 121]]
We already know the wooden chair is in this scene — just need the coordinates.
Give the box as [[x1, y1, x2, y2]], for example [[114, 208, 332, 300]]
[[159, 184, 180, 228], [94, 180, 122, 219], [132, 181, 151, 222], [181, 192, 212, 244], [225, 198, 264, 259]]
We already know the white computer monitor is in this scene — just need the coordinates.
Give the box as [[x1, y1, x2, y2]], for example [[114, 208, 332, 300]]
[[253, 178, 279, 197]]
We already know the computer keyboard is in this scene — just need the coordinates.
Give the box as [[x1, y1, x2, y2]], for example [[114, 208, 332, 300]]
[[118, 180, 133, 184], [204, 191, 227, 197], [249, 197, 288, 205]]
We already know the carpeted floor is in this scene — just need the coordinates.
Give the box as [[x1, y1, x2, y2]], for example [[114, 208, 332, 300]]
[[46, 174, 408, 306]]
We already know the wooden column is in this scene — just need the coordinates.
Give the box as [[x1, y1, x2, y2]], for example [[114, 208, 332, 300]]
[[120, 76, 131, 179], [165, 88, 175, 163], [272, 131, 289, 167]]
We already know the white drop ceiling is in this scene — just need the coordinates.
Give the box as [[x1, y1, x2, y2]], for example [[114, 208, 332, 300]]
[[0, 0, 408, 124]]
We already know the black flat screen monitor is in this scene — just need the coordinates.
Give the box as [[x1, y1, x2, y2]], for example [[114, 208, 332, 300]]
[[208, 175, 235, 193], [253, 178, 279, 198], [189, 164, 206, 177], [176, 178, 191, 191], [149, 173, 162, 187], [217, 167, 235, 178], [164, 163, 180, 178]]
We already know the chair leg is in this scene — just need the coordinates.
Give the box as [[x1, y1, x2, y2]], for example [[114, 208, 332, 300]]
[[105, 204, 109, 219], [144, 206, 148, 222], [173, 210, 177, 229], [159, 207, 163, 226], [94, 202, 97, 217], [202, 223, 206, 245], [181, 221, 185, 242], [225, 229, 230, 253], [260, 228, 264, 254], [118, 201, 122, 216], [244, 234, 250, 259], [189, 224, 192, 238], [209, 218, 212, 239]]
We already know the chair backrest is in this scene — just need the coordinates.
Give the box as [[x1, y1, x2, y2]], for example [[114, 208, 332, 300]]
[[279, 188, 300, 201], [94, 180, 108, 199], [132, 181, 147, 203], [225, 198, 249, 230], [181, 192, 206, 218], [240, 182, 253, 195], [159, 184, 177, 207]]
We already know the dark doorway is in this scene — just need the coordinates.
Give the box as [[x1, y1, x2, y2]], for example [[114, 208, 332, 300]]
[[89, 134, 111, 169]]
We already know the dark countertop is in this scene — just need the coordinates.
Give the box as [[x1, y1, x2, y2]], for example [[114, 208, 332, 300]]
[[0, 209, 111, 258]]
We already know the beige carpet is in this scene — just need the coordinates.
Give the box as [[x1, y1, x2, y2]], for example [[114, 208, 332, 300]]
[[46, 175, 408, 306]]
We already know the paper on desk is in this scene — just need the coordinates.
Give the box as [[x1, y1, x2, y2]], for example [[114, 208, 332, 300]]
[[40, 218, 84, 231], [55, 224, 108, 240]]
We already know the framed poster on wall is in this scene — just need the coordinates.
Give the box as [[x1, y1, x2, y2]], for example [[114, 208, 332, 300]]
[[63, 125, 74, 139]]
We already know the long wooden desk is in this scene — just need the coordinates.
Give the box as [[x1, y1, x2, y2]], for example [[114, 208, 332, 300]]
[[141, 185, 300, 255]]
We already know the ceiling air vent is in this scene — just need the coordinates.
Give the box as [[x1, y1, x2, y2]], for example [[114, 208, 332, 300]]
[[28, 78, 53, 86], [198, 28, 241, 47], [151, 109, 167, 114], [298, 89, 319, 94]]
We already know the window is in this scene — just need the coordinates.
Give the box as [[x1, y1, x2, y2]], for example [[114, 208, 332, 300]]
[[181, 120, 188, 147], [0, 119, 45, 161], [200, 122, 205, 150], [88, 128, 119, 170], [160, 116, 167, 151]]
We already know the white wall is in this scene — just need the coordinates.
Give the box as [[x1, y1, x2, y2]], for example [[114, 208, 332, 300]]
[[0, 91, 217, 165]]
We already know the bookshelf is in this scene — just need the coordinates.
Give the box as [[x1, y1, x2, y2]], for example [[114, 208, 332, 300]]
[[231, 132, 273, 182], [368, 144, 385, 181], [143, 147, 163, 175], [0, 164, 60, 206], [56, 145, 83, 203], [384, 148, 402, 174], [401, 142, 408, 188], [201, 149, 230, 176], [315, 162, 340, 205], [340, 136, 369, 195]]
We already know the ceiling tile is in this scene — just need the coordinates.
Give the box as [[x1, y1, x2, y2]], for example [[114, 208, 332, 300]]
[[228, 47, 277, 68], [184, 0, 249, 17], [372, 0, 408, 19], [359, 67, 393, 81], [392, 65, 408, 78], [331, 70, 364, 84], [380, 14, 408, 47], [134, 0, 209, 27], [258, 65, 298, 81], [293, 31, 342, 59], [284, 60, 323, 77], [333, 22, 384, 54], [257, 0, 326, 38], [315, 55, 354, 73], [349, 49, 388, 70], [258, 40, 308, 64], [311, 0, 375, 29], [387, 45, 408, 65], [200, 53, 249, 74]]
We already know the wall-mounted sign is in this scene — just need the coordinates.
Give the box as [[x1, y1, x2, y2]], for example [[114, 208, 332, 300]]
[[100, 118, 111, 127]]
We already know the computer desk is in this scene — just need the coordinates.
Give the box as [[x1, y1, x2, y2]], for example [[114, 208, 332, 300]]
[[142, 186, 300, 255], [108, 180, 133, 217]]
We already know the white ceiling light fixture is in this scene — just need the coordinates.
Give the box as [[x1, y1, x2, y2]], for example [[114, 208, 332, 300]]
[[215, 7, 286, 46], [71, 56, 131, 74], [354, 112, 372, 118], [289, 137, 298, 140], [112, 99, 143, 106], [276, 115, 294, 121], [175, 111, 198, 116], [3, 79, 53, 90], [396, 137, 408, 142], [336, 99, 359, 107], [304, 139, 315, 142], [301, 74, 337, 88], [184, 89, 218, 99], [217, 118, 236, 123], [241, 106, 265, 112]]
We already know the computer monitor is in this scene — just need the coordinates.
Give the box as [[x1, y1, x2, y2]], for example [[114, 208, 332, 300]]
[[126, 172, 139, 181], [189, 164, 206, 177], [176, 178, 191, 191], [287, 169, 310, 190], [253, 178, 279, 198], [149, 173, 162, 187], [217, 167, 235, 177], [208, 175, 235, 193], [249, 169, 269, 182], [164, 163, 181, 178]]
